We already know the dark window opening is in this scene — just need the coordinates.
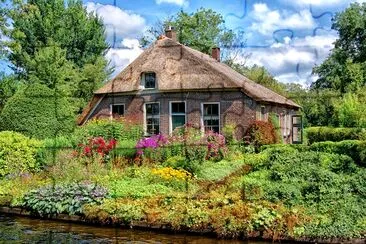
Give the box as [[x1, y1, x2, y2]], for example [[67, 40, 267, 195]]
[[144, 72, 156, 89], [111, 104, 125, 117]]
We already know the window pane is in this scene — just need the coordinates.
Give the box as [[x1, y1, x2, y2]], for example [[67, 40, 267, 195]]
[[145, 73, 156, 88], [146, 103, 159, 115], [172, 102, 185, 113], [112, 105, 124, 116], [204, 104, 219, 116], [172, 115, 185, 130]]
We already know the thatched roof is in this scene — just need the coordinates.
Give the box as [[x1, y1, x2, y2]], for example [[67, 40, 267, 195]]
[[78, 36, 299, 125], [96, 37, 299, 106]]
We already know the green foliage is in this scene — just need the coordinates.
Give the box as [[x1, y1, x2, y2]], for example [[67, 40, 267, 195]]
[[312, 2, 366, 93], [141, 8, 235, 55], [23, 182, 109, 217], [334, 92, 366, 127], [0, 83, 76, 139], [310, 140, 366, 167], [197, 159, 245, 181], [0, 131, 43, 177], [0, 73, 19, 111], [306, 127, 366, 144], [74, 119, 143, 145], [240, 146, 366, 238], [3, 0, 108, 106]]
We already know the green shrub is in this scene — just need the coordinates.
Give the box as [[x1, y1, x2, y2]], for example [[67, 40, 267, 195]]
[[305, 127, 366, 144], [23, 182, 109, 216], [0, 84, 76, 139], [0, 131, 43, 177], [74, 118, 143, 145], [310, 140, 366, 167]]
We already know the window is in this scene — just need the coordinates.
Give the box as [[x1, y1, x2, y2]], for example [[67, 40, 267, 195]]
[[202, 103, 220, 133], [170, 102, 186, 132], [110, 104, 125, 117], [145, 103, 160, 135], [144, 72, 156, 89]]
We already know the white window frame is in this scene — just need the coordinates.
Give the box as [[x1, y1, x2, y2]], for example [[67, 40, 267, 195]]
[[141, 72, 157, 90], [144, 102, 160, 136], [109, 103, 125, 119], [169, 101, 187, 134], [201, 102, 220, 133]]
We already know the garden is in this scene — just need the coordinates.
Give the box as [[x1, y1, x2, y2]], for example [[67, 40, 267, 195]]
[[0, 117, 365, 242]]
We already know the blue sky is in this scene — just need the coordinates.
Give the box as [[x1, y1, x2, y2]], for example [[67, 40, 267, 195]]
[[1, 0, 365, 86]]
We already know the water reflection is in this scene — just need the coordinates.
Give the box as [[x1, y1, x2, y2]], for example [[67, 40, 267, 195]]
[[0, 214, 270, 243]]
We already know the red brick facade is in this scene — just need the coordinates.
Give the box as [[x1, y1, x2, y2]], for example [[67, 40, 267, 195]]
[[87, 90, 297, 141]]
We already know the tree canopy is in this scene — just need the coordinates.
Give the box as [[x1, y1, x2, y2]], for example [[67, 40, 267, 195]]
[[312, 2, 366, 93], [141, 8, 235, 55]]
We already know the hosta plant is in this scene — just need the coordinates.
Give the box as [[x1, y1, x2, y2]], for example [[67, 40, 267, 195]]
[[23, 182, 109, 217]]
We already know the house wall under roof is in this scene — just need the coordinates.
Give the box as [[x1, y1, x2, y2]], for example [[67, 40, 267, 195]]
[[87, 90, 298, 142]]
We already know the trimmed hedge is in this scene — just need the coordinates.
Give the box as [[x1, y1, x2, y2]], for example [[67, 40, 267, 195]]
[[306, 127, 366, 144], [310, 140, 366, 167], [0, 84, 76, 139]]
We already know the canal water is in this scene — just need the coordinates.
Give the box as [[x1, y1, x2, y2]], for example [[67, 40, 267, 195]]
[[0, 214, 270, 243]]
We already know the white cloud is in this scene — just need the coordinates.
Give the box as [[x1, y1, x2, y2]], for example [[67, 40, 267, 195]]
[[243, 32, 337, 85], [155, 0, 188, 6], [249, 3, 315, 35], [290, 0, 366, 6], [105, 39, 143, 77], [85, 2, 146, 39]]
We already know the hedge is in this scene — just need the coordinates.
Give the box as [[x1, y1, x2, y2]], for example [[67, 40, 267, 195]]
[[0, 84, 76, 139], [305, 127, 366, 144], [310, 140, 366, 167]]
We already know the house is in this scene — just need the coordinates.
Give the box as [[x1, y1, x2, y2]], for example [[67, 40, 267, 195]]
[[78, 29, 301, 143]]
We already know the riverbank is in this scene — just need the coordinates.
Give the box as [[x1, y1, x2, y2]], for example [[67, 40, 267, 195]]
[[2, 208, 365, 244]]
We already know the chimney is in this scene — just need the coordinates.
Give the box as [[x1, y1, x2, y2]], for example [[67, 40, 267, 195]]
[[212, 47, 220, 62], [165, 26, 177, 41]]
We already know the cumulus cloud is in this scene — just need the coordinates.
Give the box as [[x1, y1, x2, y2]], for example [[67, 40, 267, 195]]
[[105, 39, 143, 77], [249, 3, 315, 36], [244, 32, 337, 85], [289, 0, 366, 6], [84, 2, 146, 78], [85, 2, 146, 40], [155, 0, 188, 6]]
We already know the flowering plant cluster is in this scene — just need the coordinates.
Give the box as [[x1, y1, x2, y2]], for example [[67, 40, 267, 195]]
[[135, 134, 168, 156], [78, 137, 117, 159], [206, 130, 227, 161], [151, 167, 191, 181]]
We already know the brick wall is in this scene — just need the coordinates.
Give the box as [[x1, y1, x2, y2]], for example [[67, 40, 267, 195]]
[[88, 90, 298, 141]]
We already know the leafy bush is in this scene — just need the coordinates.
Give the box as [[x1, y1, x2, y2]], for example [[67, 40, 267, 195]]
[[0, 83, 76, 139], [310, 140, 366, 167], [245, 120, 278, 148], [0, 131, 43, 177], [23, 182, 109, 216], [74, 118, 143, 145], [305, 127, 366, 144]]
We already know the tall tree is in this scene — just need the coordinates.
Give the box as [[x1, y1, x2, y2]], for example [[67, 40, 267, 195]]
[[3, 0, 109, 105], [312, 2, 366, 93], [141, 8, 235, 55]]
